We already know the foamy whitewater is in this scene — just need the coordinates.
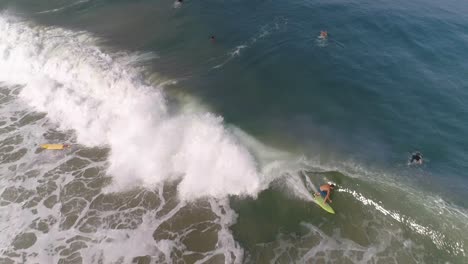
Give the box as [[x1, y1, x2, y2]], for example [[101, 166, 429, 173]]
[[0, 13, 316, 263], [0, 13, 268, 263], [0, 14, 263, 201]]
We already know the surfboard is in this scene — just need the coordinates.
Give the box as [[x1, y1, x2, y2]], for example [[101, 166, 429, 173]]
[[313, 194, 335, 214], [40, 144, 70, 150]]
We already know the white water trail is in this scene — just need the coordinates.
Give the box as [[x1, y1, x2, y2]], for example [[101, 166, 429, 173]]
[[36, 0, 90, 14], [337, 188, 466, 257]]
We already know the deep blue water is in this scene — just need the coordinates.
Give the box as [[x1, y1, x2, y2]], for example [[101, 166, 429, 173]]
[[165, 0, 468, 202]]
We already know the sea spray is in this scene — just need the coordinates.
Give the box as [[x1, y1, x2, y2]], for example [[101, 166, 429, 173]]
[[0, 14, 262, 200]]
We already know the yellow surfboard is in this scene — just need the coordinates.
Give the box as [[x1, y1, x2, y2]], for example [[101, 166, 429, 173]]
[[313, 194, 335, 214], [40, 144, 70, 150]]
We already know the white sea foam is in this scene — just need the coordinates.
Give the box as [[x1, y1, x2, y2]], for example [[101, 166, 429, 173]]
[[0, 13, 263, 201], [299, 223, 380, 263], [0, 13, 304, 263], [261, 222, 388, 263]]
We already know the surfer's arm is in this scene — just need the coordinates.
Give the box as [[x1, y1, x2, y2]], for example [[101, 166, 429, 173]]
[[324, 192, 332, 203]]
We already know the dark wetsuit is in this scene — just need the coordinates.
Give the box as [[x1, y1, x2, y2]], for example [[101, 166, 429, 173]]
[[410, 154, 422, 163]]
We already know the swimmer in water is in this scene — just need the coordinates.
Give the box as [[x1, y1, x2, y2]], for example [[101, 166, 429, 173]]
[[319, 30, 328, 39], [210, 35, 216, 43], [174, 0, 182, 8], [410, 152, 423, 165]]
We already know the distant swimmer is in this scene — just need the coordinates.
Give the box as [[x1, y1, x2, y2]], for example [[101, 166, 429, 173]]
[[319, 30, 328, 40], [210, 35, 216, 43], [409, 152, 423, 165], [315, 182, 335, 204], [174, 0, 182, 8]]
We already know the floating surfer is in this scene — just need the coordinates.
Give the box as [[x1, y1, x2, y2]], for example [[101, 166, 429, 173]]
[[315, 182, 335, 204], [316, 30, 329, 48], [409, 152, 423, 165], [316, 30, 345, 48]]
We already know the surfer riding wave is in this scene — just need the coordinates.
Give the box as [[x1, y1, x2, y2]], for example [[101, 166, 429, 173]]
[[315, 182, 335, 204]]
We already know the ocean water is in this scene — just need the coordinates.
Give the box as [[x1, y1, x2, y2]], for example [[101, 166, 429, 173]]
[[0, 0, 467, 263]]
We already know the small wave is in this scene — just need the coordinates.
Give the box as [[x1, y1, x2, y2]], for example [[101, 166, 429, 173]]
[[213, 45, 247, 69], [315, 37, 328, 48], [36, 0, 91, 15], [213, 17, 288, 69], [229, 45, 247, 57]]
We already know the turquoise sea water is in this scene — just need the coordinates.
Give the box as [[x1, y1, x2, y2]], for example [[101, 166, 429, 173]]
[[0, 0, 467, 263]]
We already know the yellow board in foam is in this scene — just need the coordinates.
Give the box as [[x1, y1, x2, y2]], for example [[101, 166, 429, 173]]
[[40, 144, 69, 150], [313, 194, 335, 214]]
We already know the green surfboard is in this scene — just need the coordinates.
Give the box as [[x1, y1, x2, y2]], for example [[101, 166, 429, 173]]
[[313, 194, 335, 214]]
